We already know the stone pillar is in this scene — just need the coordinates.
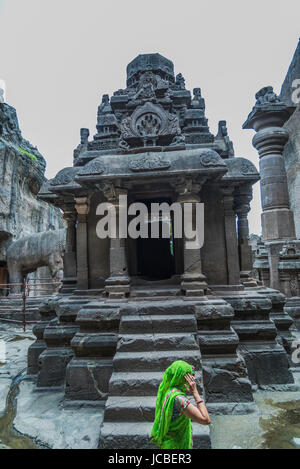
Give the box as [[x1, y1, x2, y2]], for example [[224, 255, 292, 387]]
[[222, 186, 240, 285], [61, 206, 77, 293], [104, 187, 130, 299], [243, 86, 297, 292], [75, 196, 90, 291], [234, 184, 256, 286], [177, 180, 208, 296], [243, 86, 296, 242]]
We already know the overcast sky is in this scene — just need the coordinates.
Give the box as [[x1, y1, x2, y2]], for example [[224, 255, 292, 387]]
[[0, 0, 299, 234]]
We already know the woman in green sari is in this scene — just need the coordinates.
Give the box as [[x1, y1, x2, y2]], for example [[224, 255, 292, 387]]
[[150, 360, 210, 449]]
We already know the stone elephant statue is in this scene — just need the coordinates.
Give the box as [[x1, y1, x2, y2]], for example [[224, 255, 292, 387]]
[[7, 228, 66, 294]]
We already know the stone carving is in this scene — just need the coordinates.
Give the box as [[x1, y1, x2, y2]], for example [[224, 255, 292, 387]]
[[241, 162, 259, 175], [191, 88, 205, 111], [80, 128, 89, 145], [243, 86, 288, 129], [77, 160, 104, 176], [7, 229, 66, 294], [133, 72, 158, 101], [174, 73, 185, 90], [129, 154, 171, 172], [0, 101, 63, 273], [88, 140, 118, 151], [120, 102, 180, 141], [290, 275, 299, 297], [255, 86, 282, 106], [118, 139, 130, 153], [50, 167, 79, 186], [32, 53, 297, 450], [280, 243, 300, 258], [169, 133, 186, 147], [200, 151, 225, 167]]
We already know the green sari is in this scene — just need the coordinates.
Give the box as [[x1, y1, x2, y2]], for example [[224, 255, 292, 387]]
[[150, 360, 193, 449]]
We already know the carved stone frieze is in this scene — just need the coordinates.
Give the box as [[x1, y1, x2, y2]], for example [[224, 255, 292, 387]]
[[129, 154, 171, 172]]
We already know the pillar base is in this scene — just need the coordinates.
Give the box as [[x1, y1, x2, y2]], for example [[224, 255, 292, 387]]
[[262, 209, 296, 241], [181, 272, 208, 297], [105, 276, 130, 299], [65, 358, 113, 401]]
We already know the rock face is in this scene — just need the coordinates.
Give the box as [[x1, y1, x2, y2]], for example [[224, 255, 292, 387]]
[[280, 40, 300, 239], [0, 101, 64, 289], [280, 39, 300, 108]]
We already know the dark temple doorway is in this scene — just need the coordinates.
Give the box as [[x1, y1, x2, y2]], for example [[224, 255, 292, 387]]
[[136, 198, 175, 280]]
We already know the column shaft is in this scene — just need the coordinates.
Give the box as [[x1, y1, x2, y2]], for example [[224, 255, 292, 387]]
[[75, 197, 90, 291]]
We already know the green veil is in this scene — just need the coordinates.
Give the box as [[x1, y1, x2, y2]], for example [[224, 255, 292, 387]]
[[150, 360, 193, 449]]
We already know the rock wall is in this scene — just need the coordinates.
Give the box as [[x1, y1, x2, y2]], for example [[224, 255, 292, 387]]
[[283, 105, 300, 238], [0, 101, 64, 289], [280, 39, 300, 238]]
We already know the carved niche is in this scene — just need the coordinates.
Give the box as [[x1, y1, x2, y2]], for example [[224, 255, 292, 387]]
[[120, 102, 180, 142]]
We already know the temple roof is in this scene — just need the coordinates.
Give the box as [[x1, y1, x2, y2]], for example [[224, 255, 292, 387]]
[[126, 53, 174, 87]]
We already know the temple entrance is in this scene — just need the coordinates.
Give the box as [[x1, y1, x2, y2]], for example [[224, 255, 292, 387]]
[[136, 198, 175, 280]]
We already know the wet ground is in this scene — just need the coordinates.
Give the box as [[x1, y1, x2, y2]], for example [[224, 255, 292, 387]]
[[1, 322, 300, 449]]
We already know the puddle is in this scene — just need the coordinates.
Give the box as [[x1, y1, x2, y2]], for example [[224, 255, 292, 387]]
[[259, 399, 300, 449], [0, 370, 47, 449]]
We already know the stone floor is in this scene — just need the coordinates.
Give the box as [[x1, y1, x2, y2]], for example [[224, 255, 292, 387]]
[[1, 322, 300, 449]]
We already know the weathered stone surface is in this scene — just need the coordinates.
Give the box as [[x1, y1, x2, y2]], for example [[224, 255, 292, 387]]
[[0, 102, 63, 284], [285, 296, 300, 331], [6, 229, 66, 294], [29, 53, 297, 449], [27, 296, 59, 375], [280, 39, 300, 108], [281, 41, 300, 239]]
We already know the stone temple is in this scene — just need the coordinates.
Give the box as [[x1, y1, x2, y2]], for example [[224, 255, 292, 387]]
[[30, 53, 298, 449]]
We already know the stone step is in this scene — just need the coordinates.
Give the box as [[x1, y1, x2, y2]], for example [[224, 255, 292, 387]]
[[104, 395, 259, 421], [119, 314, 197, 334], [117, 333, 199, 352], [98, 421, 211, 449], [131, 287, 179, 298], [104, 395, 202, 422], [120, 301, 195, 316], [104, 395, 157, 422], [109, 370, 203, 396], [109, 371, 164, 396], [114, 349, 201, 371]]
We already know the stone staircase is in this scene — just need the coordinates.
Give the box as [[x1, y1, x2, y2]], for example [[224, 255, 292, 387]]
[[98, 301, 211, 449], [0, 296, 45, 322]]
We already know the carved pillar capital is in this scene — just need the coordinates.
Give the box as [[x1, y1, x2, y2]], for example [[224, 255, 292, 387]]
[[176, 177, 206, 203], [221, 186, 235, 214], [62, 207, 77, 224], [234, 185, 252, 218], [75, 196, 90, 221]]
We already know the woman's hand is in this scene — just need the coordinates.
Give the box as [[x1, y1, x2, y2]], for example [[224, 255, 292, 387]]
[[184, 373, 198, 396]]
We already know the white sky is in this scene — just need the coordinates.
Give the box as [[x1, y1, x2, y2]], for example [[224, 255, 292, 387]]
[[0, 0, 299, 234]]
